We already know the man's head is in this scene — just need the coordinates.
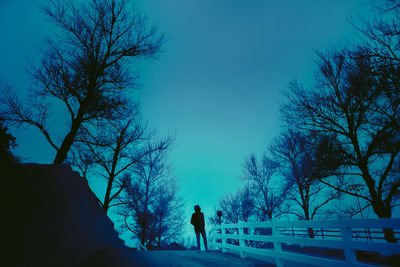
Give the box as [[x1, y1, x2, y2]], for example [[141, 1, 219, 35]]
[[194, 205, 201, 212]]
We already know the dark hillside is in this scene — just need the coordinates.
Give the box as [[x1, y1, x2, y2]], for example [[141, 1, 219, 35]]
[[0, 164, 126, 267]]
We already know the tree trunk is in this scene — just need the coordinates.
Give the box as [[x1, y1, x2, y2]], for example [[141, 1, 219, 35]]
[[102, 121, 127, 214], [382, 228, 397, 243], [304, 207, 314, 238], [371, 200, 397, 243], [53, 111, 85, 164], [359, 163, 397, 243], [103, 174, 115, 214], [307, 227, 315, 239]]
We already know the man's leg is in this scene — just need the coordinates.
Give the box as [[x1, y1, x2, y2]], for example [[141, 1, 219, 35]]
[[201, 229, 208, 250], [195, 231, 201, 250]]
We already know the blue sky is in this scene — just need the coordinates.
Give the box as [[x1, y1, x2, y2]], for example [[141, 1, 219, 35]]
[[0, 0, 373, 245], [134, 0, 372, 231]]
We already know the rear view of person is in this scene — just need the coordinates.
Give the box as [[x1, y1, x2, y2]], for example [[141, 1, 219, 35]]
[[190, 205, 208, 251]]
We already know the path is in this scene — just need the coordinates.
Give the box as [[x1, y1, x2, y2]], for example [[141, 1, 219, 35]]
[[80, 250, 274, 267]]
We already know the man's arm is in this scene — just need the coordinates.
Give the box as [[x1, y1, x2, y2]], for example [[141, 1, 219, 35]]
[[200, 213, 205, 229]]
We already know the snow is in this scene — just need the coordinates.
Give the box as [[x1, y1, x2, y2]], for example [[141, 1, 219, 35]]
[[80, 250, 273, 267]]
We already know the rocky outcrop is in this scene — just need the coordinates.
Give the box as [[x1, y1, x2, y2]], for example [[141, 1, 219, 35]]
[[0, 164, 126, 267]]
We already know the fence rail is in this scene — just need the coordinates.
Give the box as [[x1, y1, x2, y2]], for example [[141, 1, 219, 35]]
[[209, 219, 400, 267]]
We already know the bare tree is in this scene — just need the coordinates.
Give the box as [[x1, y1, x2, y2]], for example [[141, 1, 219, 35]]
[[1, 0, 163, 164], [209, 186, 255, 247], [281, 1, 400, 242], [270, 130, 342, 238], [68, 107, 170, 214], [118, 148, 184, 248], [210, 186, 255, 226], [148, 178, 184, 248], [242, 153, 290, 221], [283, 49, 399, 242]]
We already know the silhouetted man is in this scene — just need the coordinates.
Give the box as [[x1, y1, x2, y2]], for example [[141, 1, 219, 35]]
[[190, 205, 208, 251]]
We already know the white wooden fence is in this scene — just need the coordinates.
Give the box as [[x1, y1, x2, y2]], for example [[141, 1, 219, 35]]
[[209, 219, 400, 267]]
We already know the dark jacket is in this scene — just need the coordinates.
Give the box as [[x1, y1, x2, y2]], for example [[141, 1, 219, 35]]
[[191, 211, 205, 232]]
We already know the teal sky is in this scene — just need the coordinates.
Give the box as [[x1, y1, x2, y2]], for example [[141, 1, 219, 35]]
[[0, 0, 374, 245]]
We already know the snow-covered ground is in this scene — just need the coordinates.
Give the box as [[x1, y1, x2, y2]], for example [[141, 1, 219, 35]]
[[80, 250, 274, 267]]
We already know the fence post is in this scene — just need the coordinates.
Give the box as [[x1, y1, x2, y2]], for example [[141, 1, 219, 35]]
[[238, 221, 246, 258], [210, 227, 216, 251], [340, 220, 357, 265], [272, 222, 284, 267], [222, 224, 227, 253]]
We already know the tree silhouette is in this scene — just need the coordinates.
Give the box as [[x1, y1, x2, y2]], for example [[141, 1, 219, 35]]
[[68, 105, 170, 214], [242, 153, 290, 221], [210, 186, 255, 226], [1, 0, 163, 164], [118, 148, 184, 249], [0, 117, 17, 163], [271, 131, 342, 238], [281, 1, 400, 242], [283, 49, 399, 242], [210, 186, 255, 247]]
